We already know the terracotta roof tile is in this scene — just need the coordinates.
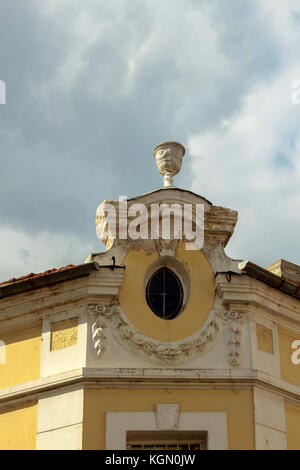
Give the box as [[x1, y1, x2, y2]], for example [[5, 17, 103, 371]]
[[0, 264, 76, 287]]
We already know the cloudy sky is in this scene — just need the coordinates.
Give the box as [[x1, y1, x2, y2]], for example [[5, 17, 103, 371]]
[[1, 0, 300, 282]]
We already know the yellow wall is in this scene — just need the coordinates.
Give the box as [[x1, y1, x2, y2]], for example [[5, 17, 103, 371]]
[[119, 243, 215, 341], [0, 401, 38, 450], [0, 321, 41, 388], [278, 327, 300, 387], [285, 402, 300, 450], [82, 389, 254, 450]]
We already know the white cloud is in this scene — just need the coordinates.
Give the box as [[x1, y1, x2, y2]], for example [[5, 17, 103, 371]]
[[1, 0, 300, 280], [188, 1, 300, 266]]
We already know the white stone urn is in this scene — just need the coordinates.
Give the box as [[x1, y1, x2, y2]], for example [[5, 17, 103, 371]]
[[153, 141, 186, 187]]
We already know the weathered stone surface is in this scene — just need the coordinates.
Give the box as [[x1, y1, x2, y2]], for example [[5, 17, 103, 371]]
[[266, 259, 300, 285]]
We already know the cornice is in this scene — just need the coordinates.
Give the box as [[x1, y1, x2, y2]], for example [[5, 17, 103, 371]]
[[239, 260, 300, 300], [216, 274, 300, 328], [0, 368, 299, 411], [0, 271, 124, 332]]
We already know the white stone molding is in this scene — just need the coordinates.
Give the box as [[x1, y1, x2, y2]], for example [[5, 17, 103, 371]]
[[202, 243, 241, 274], [113, 308, 219, 364], [216, 272, 300, 328], [94, 187, 237, 263], [253, 388, 287, 450], [220, 311, 246, 366], [249, 315, 281, 378], [92, 318, 106, 358], [88, 304, 114, 358], [106, 410, 228, 450], [36, 388, 84, 450], [107, 238, 181, 258], [155, 404, 179, 430], [88, 304, 246, 366], [1, 368, 300, 412], [155, 239, 180, 257], [88, 304, 223, 364], [40, 309, 87, 378]]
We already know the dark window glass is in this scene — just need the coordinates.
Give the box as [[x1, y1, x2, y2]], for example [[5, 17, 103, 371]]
[[146, 268, 183, 319]]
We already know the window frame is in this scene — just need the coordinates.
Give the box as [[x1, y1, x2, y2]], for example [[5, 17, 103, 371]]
[[146, 267, 184, 320]]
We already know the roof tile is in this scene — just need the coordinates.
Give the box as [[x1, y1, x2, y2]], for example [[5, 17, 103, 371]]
[[0, 264, 75, 287]]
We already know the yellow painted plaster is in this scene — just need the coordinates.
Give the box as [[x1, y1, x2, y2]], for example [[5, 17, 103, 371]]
[[0, 401, 38, 450], [256, 323, 274, 354], [119, 243, 215, 341], [0, 321, 41, 388], [82, 389, 254, 450], [285, 402, 300, 450]]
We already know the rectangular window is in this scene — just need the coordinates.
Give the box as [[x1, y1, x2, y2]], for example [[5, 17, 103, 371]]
[[126, 431, 207, 450]]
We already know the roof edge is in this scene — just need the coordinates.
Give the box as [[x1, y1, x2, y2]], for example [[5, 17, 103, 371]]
[[127, 186, 213, 205], [238, 260, 300, 300], [0, 262, 99, 300]]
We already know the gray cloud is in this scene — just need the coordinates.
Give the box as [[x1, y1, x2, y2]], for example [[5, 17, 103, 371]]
[[0, 0, 299, 280]]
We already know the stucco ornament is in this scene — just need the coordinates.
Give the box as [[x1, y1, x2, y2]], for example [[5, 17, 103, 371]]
[[153, 141, 185, 187], [88, 304, 246, 366], [88, 304, 114, 357], [219, 311, 245, 366], [88, 304, 222, 364]]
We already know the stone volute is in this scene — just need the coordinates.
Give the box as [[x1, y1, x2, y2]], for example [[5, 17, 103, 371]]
[[153, 141, 185, 187]]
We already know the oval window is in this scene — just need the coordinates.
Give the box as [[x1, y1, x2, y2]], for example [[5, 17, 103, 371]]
[[146, 268, 183, 320]]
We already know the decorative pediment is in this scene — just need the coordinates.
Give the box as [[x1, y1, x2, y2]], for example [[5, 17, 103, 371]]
[[96, 189, 237, 252]]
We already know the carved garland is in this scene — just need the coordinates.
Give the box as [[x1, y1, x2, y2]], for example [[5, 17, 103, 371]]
[[88, 304, 245, 365], [113, 307, 220, 364], [87, 304, 246, 365]]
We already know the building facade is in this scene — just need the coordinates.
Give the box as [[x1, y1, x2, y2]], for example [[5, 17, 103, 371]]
[[0, 142, 299, 450]]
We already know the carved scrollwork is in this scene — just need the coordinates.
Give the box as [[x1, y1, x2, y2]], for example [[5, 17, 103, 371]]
[[88, 304, 113, 316]]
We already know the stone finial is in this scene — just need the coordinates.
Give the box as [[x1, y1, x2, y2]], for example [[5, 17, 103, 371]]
[[153, 141, 185, 188]]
